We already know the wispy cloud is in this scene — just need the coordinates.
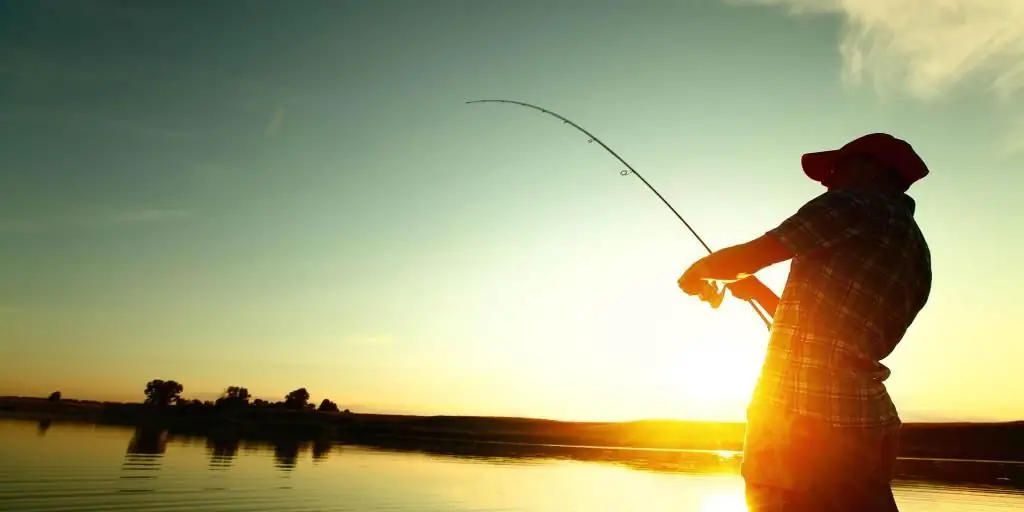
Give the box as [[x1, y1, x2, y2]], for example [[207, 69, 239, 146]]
[[343, 334, 394, 347], [0, 209, 193, 234], [728, 0, 1024, 152], [728, 0, 1024, 97], [264, 107, 287, 138], [90, 209, 193, 226]]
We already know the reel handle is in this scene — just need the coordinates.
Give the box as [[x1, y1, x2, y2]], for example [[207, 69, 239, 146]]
[[697, 281, 726, 309]]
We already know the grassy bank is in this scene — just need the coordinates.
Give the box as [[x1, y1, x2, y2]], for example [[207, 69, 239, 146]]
[[3, 396, 1022, 463]]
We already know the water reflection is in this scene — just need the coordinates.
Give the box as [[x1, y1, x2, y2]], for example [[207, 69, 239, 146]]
[[126, 427, 168, 455], [272, 438, 302, 471], [196, 435, 336, 471], [36, 419, 51, 436], [119, 427, 168, 493], [354, 436, 1024, 490], [206, 435, 239, 470], [2, 420, 1023, 512], [102, 424, 1024, 490], [359, 436, 743, 475], [312, 437, 333, 462]]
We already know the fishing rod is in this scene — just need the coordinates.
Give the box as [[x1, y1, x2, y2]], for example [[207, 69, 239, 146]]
[[467, 98, 772, 330]]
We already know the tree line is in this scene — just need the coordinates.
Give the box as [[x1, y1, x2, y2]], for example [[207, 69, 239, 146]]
[[143, 379, 346, 413]]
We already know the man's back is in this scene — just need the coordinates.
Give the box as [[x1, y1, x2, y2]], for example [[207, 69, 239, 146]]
[[751, 188, 932, 428]]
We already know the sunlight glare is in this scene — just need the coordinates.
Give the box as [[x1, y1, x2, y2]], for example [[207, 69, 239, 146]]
[[664, 301, 768, 421], [700, 490, 749, 512]]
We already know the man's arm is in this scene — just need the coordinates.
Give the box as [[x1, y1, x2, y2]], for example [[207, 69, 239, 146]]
[[678, 234, 788, 317], [699, 189, 869, 280], [701, 234, 793, 282], [701, 235, 788, 319], [728, 276, 781, 318], [680, 190, 870, 310]]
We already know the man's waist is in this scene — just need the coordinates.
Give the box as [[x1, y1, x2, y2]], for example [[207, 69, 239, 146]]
[[750, 375, 899, 428], [746, 400, 902, 431], [748, 396, 900, 426], [761, 348, 892, 382]]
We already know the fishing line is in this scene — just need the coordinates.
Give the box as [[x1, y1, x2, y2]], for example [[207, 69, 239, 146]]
[[467, 99, 771, 330]]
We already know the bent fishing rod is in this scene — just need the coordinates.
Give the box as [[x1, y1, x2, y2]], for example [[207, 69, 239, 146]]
[[467, 98, 772, 331]]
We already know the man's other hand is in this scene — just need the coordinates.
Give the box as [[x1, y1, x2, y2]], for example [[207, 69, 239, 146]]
[[727, 276, 768, 301]]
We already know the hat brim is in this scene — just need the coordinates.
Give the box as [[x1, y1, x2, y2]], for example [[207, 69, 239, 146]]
[[801, 150, 840, 183]]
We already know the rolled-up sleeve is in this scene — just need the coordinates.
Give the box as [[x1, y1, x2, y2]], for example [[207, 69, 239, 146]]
[[767, 190, 868, 257]]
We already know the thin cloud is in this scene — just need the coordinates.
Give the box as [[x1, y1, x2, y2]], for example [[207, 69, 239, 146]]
[[728, 0, 1024, 152], [995, 115, 1024, 158], [95, 209, 193, 226], [728, 0, 1024, 99], [343, 334, 394, 347], [264, 107, 287, 138]]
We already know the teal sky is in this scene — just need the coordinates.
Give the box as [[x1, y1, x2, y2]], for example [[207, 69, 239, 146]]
[[2, 1, 1023, 422]]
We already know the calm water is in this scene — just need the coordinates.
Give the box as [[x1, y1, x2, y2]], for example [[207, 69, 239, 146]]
[[2, 420, 1023, 511]]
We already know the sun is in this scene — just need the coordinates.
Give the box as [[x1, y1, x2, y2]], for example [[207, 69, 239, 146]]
[[664, 307, 769, 421]]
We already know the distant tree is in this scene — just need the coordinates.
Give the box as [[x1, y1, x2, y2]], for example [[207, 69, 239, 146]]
[[343, 409, 351, 414], [216, 386, 251, 408], [47, 391, 62, 402], [318, 399, 339, 412], [224, 386, 250, 402], [144, 380, 184, 406], [304, 402, 316, 411], [252, 398, 268, 407], [284, 388, 310, 409]]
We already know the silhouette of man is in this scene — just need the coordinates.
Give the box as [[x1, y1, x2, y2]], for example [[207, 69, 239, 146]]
[[678, 133, 932, 511]]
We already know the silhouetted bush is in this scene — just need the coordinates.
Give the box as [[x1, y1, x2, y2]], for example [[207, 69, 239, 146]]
[[284, 388, 310, 410], [215, 386, 251, 409], [144, 380, 183, 406]]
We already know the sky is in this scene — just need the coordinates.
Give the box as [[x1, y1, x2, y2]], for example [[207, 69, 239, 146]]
[[2, 0, 1023, 423]]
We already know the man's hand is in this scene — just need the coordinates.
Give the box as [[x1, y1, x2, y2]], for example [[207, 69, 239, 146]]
[[678, 258, 712, 296], [726, 276, 780, 318], [726, 276, 767, 301]]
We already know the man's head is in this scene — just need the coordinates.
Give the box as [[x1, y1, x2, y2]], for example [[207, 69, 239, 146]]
[[801, 133, 929, 193]]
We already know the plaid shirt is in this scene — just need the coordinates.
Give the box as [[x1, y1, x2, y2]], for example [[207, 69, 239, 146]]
[[750, 189, 932, 428]]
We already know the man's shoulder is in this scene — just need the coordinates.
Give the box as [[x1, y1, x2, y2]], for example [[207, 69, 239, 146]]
[[790, 189, 879, 224], [839, 190, 921, 233], [799, 189, 864, 209]]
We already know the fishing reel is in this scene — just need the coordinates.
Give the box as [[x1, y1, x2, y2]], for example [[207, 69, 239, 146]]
[[696, 280, 727, 309]]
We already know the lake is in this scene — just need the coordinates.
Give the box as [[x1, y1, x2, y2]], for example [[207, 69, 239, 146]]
[[1, 419, 1022, 511]]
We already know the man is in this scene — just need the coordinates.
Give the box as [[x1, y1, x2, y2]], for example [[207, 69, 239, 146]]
[[677, 133, 933, 511]]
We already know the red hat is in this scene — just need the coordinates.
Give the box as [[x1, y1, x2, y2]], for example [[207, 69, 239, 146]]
[[801, 133, 930, 187]]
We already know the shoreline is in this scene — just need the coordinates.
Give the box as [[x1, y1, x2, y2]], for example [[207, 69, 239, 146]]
[[5, 395, 1023, 488], [3, 396, 1022, 463]]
